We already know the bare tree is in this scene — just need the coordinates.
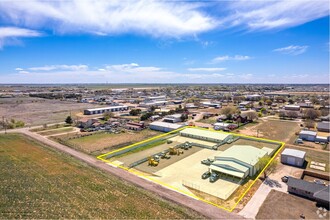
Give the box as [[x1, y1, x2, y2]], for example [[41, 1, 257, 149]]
[[221, 106, 237, 117], [286, 111, 298, 119], [246, 111, 258, 121], [303, 109, 320, 120], [304, 120, 315, 129]]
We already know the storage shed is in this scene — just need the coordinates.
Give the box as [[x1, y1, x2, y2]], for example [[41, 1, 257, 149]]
[[281, 148, 306, 167], [299, 130, 317, 142]]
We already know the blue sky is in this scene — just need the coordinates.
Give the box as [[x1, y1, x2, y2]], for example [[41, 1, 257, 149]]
[[0, 0, 329, 84]]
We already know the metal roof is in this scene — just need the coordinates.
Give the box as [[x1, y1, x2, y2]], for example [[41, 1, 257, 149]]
[[209, 164, 245, 178], [299, 130, 317, 136], [149, 121, 184, 129], [287, 177, 328, 195], [281, 148, 306, 158], [179, 128, 230, 141], [216, 145, 267, 166], [85, 105, 128, 111]]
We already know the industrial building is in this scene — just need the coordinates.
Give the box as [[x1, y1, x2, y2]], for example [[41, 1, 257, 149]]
[[149, 121, 184, 132], [163, 114, 182, 123], [84, 105, 129, 115], [284, 105, 300, 111], [179, 128, 233, 143], [281, 148, 306, 167], [209, 145, 268, 179]]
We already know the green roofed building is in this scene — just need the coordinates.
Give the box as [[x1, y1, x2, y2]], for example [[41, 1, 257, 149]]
[[179, 128, 232, 143], [210, 145, 268, 179]]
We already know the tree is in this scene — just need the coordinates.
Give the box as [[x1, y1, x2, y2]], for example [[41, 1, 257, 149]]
[[65, 116, 73, 124], [140, 112, 153, 121], [286, 111, 298, 119], [279, 111, 286, 119], [259, 156, 278, 179], [129, 109, 141, 116], [221, 106, 237, 117], [265, 99, 273, 106], [180, 114, 188, 122], [303, 109, 320, 120], [246, 111, 258, 121], [305, 120, 315, 129], [103, 112, 114, 121]]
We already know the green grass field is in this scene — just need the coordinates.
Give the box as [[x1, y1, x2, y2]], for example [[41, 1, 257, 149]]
[[0, 134, 202, 219]]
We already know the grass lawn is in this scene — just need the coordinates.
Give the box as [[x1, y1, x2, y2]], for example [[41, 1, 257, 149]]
[[55, 129, 162, 155], [37, 127, 74, 136], [238, 119, 300, 143], [256, 190, 328, 219], [0, 134, 202, 219]]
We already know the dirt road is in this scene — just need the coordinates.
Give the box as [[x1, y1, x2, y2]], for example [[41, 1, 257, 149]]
[[0, 127, 243, 219]]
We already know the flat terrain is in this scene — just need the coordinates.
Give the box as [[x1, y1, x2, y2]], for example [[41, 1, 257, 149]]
[[0, 97, 101, 126], [0, 133, 202, 219], [256, 190, 329, 219], [37, 127, 75, 136], [55, 129, 161, 154], [238, 119, 300, 143]]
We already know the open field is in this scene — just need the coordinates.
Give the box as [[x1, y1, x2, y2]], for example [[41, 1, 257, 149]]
[[256, 190, 328, 219], [197, 117, 217, 124], [238, 119, 300, 143], [55, 129, 161, 154], [0, 133, 202, 219], [0, 96, 102, 126], [37, 127, 75, 136]]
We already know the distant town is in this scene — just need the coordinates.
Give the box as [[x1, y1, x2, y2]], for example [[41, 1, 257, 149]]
[[0, 83, 329, 219]]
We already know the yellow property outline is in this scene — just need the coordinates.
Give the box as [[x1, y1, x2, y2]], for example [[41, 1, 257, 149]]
[[97, 126, 285, 212]]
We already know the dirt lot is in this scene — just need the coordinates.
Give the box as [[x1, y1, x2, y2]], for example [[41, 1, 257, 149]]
[[56, 129, 161, 155], [38, 127, 75, 136], [0, 133, 201, 219], [0, 96, 101, 126], [237, 119, 300, 143], [256, 190, 329, 219]]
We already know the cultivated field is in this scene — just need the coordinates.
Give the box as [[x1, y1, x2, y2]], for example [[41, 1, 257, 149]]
[[55, 129, 161, 154], [256, 190, 328, 219], [238, 119, 300, 143], [0, 96, 102, 126], [0, 134, 202, 219]]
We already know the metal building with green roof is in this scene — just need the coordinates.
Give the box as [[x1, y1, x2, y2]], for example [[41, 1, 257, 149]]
[[210, 145, 268, 179]]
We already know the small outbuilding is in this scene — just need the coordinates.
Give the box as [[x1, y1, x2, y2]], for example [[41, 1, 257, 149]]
[[281, 148, 306, 167], [299, 130, 317, 142]]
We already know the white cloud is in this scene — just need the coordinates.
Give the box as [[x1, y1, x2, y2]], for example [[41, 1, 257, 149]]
[[188, 67, 226, 72], [211, 55, 251, 63], [273, 45, 309, 55], [0, 27, 42, 49], [18, 71, 29, 74], [15, 68, 24, 71], [0, 0, 215, 38], [223, 1, 329, 31], [28, 64, 89, 71], [0, 0, 327, 43]]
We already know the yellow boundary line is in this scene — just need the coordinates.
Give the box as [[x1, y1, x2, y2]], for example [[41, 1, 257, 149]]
[[97, 126, 285, 212]]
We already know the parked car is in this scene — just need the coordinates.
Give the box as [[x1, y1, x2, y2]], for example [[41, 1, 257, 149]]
[[209, 172, 220, 183], [202, 171, 211, 179], [201, 158, 214, 166], [281, 176, 289, 183], [314, 179, 326, 185]]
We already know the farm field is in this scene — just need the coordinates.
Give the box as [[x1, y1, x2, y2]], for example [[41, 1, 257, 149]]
[[0, 133, 202, 219], [0, 96, 102, 126], [55, 129, 161, 154], [256, 190, 328, 219], [238, 119, 300, 143]]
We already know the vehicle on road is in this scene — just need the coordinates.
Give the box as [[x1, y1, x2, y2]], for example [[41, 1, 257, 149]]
[[201, 158, 214, 166]]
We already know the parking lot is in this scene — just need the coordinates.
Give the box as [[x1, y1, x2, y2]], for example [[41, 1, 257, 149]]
[[148, 149, 240, 200]]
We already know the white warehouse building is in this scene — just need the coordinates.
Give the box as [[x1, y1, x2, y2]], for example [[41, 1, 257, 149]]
[[84, 105, 129, 115], [281, 148, 306, 167]]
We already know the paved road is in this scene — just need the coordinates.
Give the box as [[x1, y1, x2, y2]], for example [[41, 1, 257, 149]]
[[0, 127, 243, 219]]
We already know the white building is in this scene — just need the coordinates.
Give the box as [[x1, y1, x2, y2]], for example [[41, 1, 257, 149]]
[[149, 121, 184, 132], [281, 148, 306, 167], [84, 105, 129, 115]]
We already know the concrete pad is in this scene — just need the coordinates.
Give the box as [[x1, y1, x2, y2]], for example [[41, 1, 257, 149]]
[[149, 149, 240, 200]]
